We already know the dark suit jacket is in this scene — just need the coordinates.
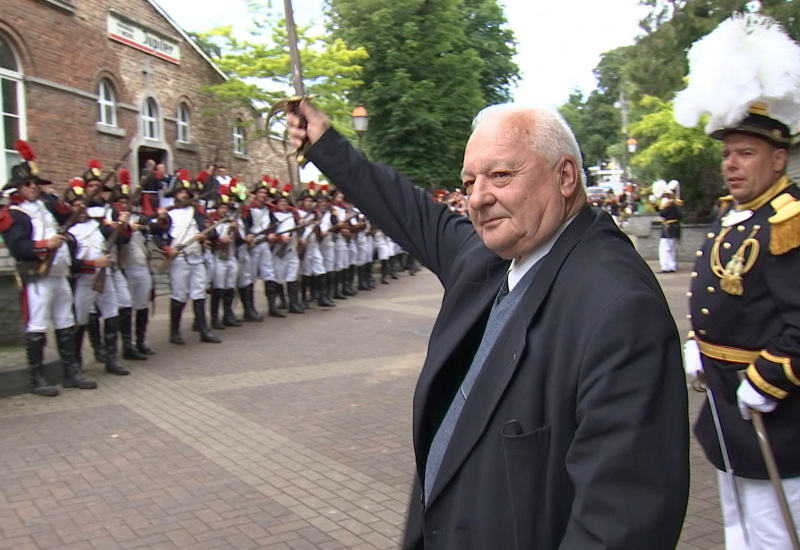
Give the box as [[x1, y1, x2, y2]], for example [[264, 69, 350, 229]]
[[307, 129, 689, 549]]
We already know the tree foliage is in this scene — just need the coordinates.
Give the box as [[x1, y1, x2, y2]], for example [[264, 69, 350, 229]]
[[195, 3, 368, 140], [325, 0, 518, 189]]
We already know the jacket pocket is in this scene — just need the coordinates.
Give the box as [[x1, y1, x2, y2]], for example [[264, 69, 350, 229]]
[[501, 422, 551, 549]]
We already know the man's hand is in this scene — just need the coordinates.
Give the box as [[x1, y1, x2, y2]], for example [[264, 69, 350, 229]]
[[46, 234, 66, 250], [286, 100, 331, 150], [93, 254, 111, 269], [736, 378, 777, 420]]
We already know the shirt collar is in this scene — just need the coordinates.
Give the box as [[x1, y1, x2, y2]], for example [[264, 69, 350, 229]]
[[507, 212, 578, 291]]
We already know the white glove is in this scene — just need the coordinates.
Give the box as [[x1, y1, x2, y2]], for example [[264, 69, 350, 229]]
[[736, 378, 777, 420], [683, 339, 703, 376]]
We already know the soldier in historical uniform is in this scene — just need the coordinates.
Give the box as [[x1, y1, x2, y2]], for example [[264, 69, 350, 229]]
[[676, 15, 800, 549], [656, 189, 682, 273], [244, 176, 283, 318], [208, 193, 242, 330], [150, 172, 221, 345], [66, 175, 131, 377], [0, 141, 97, 395], [271, 184, 304, 314], [115, 169, 156, 357], [314, 183, 339, 305]]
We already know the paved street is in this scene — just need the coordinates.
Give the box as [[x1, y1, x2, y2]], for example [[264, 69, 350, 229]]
[[0, 260, 725, 549]]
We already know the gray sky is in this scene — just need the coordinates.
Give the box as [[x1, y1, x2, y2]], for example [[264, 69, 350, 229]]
[[154, 0, 649, 108]]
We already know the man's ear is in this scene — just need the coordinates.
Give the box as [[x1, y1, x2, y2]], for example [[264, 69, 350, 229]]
[[773, 147, 788, 173], [559, 157, 580, 198]]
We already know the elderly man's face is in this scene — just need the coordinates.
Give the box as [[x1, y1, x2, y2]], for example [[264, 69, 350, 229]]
[[462, 113, 571, 261], [721, 133, 787, 203]]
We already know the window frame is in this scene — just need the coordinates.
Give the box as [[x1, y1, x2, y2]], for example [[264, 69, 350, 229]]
[[233, 120, 245, 154], [176, 102, 190, 143], [142, 96, 159, 140], [97, 79, 117, 127]]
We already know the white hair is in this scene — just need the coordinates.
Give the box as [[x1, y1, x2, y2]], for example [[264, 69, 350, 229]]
[[472, 104, 587, 187]]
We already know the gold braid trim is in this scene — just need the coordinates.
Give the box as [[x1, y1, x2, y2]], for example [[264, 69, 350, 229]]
[[746, 364, 788, 400], [768, 188, 800, 255], [710, 226, 760, 295], [736, 175, 791, 211], [694, 335, 761, 364], [761, 350, 800, 386]]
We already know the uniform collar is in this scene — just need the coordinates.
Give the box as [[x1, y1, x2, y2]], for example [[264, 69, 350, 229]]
[[735, 174, 790, 211]]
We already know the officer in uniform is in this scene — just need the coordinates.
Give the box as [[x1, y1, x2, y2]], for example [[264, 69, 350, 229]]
[[271, 184, 304, 314], [656, 189, 682, 273], [208, 193, 242, 330], [676, 15, 800, 549], [0, 141, 97, 395]]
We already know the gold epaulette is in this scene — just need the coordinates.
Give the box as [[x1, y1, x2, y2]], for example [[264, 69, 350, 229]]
[[768, 192, 800, 254]]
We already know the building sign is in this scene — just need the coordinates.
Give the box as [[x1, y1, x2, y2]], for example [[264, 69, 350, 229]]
[[107, 13, 181, 64]]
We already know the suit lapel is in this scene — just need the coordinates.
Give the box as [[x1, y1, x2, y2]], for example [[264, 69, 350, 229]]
[[425, 206, 596, 507]]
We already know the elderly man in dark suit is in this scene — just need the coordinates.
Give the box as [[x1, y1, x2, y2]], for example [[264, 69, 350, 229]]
[[288, 101, 689, 549]]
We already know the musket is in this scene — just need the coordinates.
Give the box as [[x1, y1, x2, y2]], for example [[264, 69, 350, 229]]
[[101, 149, 133, 191], [155, 215, 233, 274], [91, 218, 127, 293], [37, 202, 85, 276], [270, 210, 315, 257]]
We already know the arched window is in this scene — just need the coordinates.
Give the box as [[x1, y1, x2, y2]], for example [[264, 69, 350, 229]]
[[0, 34, 24, 181], [233, 120, 245, 154], [142, 97, 159, 140], [97, 79, 116, 126], [176, 102, 190, 143]]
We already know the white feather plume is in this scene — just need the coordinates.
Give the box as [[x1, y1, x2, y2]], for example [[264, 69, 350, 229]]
[[673, 13, 800, 135]]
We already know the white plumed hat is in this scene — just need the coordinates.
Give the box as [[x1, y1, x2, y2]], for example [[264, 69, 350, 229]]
[[673, 13, 800, 148]]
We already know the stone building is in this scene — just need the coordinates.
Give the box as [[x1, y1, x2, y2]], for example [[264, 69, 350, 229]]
[[0, 0, 297, 189]]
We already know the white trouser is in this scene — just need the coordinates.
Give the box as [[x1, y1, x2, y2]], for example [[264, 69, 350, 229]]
[[718, 470, 800, 550], [237, 245, 254, 287], [169, 254, 207, 302], [24, 276, 75, 332], [301, 242, 325, 276], [112, 267, 132, 309], [320, 237, 335, 272], [659, 237, 678, 271], [334, 237, 349, 270], [74, 271, 119, 324], [347, 239, 358, 266], [251, 242, 276, 282], [212, 256, 238, 289], [273, 249, 299, 284], [123, 264, 152, 311]]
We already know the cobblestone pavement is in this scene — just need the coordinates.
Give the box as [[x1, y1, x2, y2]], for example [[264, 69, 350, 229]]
[[0, 261, 725, 549]]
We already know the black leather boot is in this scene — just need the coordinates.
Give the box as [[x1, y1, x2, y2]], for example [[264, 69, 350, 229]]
[[366, 261, 376, 289], [170, 299, 186, 345], [240, 284, 263, 322], [266, 281, 286, 318], [88, 311, 106, 363], [223, 289, 242, 327], [390, 256, 399, 279], [103, 316, 130, 375], [343, 267, 357, 296], [210, 288, 225, 330], [135, 309, 156, 355], [317, 274, 335, 307], [277, 284, 287, 309], [287, 281, 305, 314], [75, 324, 86, 368], [381, 260, 390, 284], [194, 299, 221, 343], [26, 332, 58, 397], [334, 270, 346, 299], [57, 326, 97, 389], [120, 307, 147, 360], [300, 275, 310, 308]]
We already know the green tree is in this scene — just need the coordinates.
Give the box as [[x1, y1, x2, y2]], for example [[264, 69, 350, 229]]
[[628, 94, 723, 221], [326, 0, 518, 189], [197, 3, 368, 140]]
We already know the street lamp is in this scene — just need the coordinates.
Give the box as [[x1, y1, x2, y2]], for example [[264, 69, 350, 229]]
[[627, 137, 638, 154], [351, 103, 368, 149]]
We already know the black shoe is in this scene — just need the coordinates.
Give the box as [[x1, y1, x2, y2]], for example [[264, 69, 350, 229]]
[[103, 317, 130, 375], [170, 333, 186, 345], [27, 332, 59, 397], [135, 309, 156, 355], [194, 299, 221, 343], [123, 346, 148, 360]]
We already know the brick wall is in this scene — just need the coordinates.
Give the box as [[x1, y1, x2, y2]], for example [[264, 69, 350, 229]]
[[0, 0, 298, 190]]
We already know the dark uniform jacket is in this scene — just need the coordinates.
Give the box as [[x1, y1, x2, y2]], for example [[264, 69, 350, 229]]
[[307, 128, 689, 550], [658, 200, 682, 239], [691, 176, 800, 479]]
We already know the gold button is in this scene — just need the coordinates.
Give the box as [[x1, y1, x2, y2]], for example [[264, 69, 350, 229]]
[[698, 330, 707, 336], [701, 308, 709, 315], [686, 314, 692, 319], [754, 224, 761, 230], [686, 291, 693, 297], [706, 286, 715, 293], [707, 232, 715, 238], [723, 242, 732, 249], [737, 225, 745, 232], [696, 250, 703, 257], [691, 271, 698, 278]]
